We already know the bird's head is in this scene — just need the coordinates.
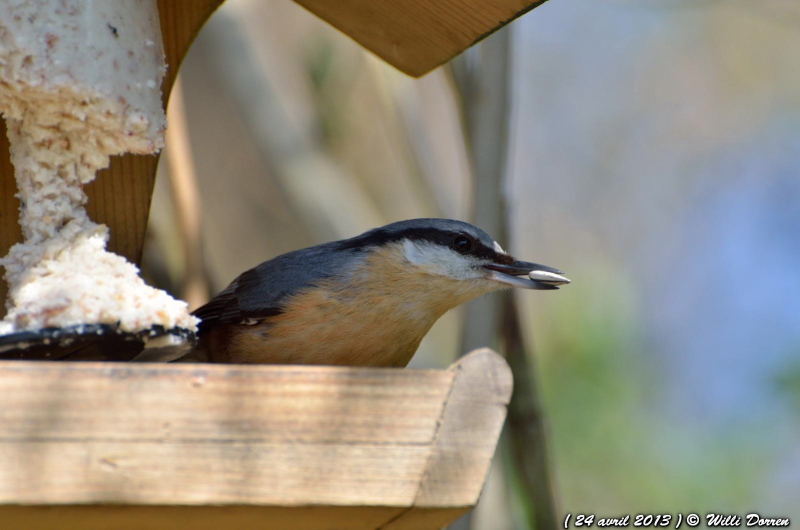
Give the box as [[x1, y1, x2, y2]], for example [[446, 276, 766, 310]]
[[341, 219, 569, 307]]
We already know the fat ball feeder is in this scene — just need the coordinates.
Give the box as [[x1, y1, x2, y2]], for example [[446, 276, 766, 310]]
[[0, 1, 552, 528]]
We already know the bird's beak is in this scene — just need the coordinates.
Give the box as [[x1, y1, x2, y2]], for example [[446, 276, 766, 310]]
[[483, 260, 571, 290]]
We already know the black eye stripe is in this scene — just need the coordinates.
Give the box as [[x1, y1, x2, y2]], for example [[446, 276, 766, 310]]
[[452, 233, 497, 260], [471, 242, 499, 260]]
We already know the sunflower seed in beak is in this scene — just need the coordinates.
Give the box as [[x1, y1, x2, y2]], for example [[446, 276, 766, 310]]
[[528, 270, 571, 286]]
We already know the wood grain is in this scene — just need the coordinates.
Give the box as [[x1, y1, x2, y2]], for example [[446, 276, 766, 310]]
[[0, 0, 226, 308], [293, 0, 550, 77], [383, 348, 513, 529], [0, 348, 512, 529], [0, 506, 404, 530], [0, 127, 20, 310]]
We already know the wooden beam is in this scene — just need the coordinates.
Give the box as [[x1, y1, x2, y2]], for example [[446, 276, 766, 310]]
[[0, 348, 512, 530], [293, 0, 550, 77], [0, 0, 225, 284]]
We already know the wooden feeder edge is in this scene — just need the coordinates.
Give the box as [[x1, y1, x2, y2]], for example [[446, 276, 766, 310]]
[[0, 348, 512, 530]]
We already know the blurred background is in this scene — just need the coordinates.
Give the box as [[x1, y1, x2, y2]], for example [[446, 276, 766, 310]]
[[143, 0, 800, 527]]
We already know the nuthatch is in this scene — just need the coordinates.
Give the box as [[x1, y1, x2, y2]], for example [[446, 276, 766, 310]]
[[190, 219, 569, 366]]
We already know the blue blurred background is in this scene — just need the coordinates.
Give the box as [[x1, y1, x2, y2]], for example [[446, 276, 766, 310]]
[[145, 0, 800, 526]]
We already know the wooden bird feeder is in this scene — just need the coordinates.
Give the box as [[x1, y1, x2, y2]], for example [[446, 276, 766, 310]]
[[0, 0, 548, 527]]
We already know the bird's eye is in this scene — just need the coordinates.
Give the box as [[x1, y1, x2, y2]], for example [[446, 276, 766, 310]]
[[453, 236, 472, 253]]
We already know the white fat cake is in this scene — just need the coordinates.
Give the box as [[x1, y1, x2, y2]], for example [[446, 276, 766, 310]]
[[0, 0, 198, 334]]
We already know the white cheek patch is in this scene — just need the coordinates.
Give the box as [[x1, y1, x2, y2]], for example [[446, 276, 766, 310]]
[[493, 241, 506, 254], [402, 240, 483, 280], [402, 239, 429, 266]]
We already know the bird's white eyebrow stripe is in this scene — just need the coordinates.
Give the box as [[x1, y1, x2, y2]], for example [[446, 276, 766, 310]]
[[493, 241, 505, 254]]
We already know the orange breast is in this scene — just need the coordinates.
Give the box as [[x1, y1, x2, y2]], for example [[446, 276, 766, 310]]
[[212, 290, 430, 366]]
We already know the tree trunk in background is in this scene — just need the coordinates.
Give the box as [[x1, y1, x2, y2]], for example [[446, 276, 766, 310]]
[[502, 291, 559, 530], [451, 28, 559, 530], [453, 31, 509, 358]]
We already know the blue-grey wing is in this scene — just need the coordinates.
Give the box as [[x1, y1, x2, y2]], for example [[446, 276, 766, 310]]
[[193, 243, 355, 331]]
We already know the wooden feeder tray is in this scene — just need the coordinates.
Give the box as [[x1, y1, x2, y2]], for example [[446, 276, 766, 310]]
[[0, 348, 511, 530]]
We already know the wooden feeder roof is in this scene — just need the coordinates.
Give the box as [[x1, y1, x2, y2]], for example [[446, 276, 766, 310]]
[[295, 0, 550, 77]]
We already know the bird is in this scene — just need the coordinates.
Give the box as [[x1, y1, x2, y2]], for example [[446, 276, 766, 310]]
[[188, 219, 569, 367]]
